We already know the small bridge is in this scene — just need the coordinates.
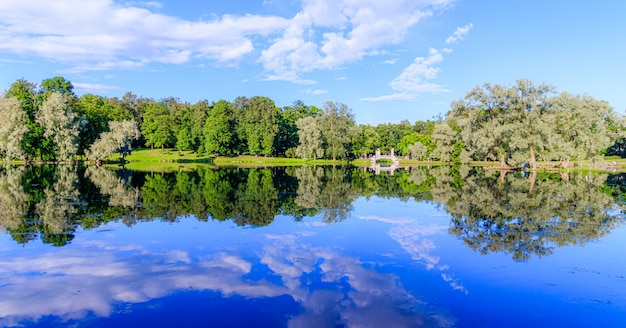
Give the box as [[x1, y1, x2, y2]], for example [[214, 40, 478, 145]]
[[369, 148, 400, 175], [370, 148, 400, 166]]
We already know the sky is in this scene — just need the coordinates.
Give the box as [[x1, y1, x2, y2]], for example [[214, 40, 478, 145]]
[[0, 0, 624, 124]]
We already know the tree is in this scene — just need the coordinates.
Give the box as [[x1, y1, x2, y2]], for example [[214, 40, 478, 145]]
[[319, 101, 355, 160], [5, 78, 46, 160], [408, 142, 428, 161], [235, 96, 279, 156], [36, 93, 79, 161], [450, 80, 620, 168], [397, 133, 434, 158], [448, 83, 514, 167], [0, 97, 29, 160], [204, 100, 237, 155], [5, 78, 38, 116], [295, 116, 324, 160], [175, 100, 209, 152], [40, 76, 74, 96], [431, 122, 457, 162], [351, 124, 379, 157], [141, 101, 175, 149], [551, 92, 617, 166], [86, 120, 141, 161], [76, 94, 132, 155], [276, 100, 322, 155]]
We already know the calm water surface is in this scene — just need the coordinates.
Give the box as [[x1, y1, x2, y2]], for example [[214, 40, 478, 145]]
[[0, 166, 625, 327]]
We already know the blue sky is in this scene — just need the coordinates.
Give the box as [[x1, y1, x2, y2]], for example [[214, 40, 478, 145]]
[[0, 0, 624, 124]]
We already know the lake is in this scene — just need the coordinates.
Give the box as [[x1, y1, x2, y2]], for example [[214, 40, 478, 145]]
[[0, 165, 625, 327]]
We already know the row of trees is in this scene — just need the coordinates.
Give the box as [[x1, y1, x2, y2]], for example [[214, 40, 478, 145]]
[[2, 77, 624, 165]]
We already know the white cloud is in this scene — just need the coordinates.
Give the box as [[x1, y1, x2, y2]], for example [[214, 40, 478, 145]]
[[362, 47, 449, 102], [0, 0, 458, 85], [259, 0, 455, 82], [384, 58, 399, 65], [73, 82, 122, 94], [0, 0, 290, 71], [305, 88, 329, 95], [445, 23, 473, 44], [360, 93, 416, 102]]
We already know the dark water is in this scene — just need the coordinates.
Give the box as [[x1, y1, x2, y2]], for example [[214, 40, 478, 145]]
[[0, 165, 625, 327]]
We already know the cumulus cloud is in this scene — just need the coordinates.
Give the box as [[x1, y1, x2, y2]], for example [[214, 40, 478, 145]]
[[361, 48, 449, 102], [390, 48, 447, 93], [445, 23, 473, 44], [0, 0, 455, 81], [260, 0, 453, 82], [0, 0, 289, 71]]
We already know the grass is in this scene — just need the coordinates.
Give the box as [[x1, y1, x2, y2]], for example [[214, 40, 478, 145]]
[[111, 148, 213, 162], [70, 148, 626, 172]]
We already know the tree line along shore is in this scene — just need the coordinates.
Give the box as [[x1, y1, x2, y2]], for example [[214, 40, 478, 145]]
[[1, 76, 625, 169]]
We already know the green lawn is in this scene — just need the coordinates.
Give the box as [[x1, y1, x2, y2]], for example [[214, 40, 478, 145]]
[[100, 148, 626, 171]]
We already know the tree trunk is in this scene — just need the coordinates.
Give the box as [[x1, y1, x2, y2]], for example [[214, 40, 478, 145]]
[[529, 145, 537, 169], [528, 170, 537, 193]]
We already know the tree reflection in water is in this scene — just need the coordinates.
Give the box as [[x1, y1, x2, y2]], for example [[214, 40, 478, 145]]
[[0, 165, 623, 259], [432, 167, 625, 261]]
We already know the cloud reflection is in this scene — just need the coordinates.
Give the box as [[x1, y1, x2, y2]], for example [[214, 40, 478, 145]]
[[358, 214, 468, 294], [0, 226, 454, 327]]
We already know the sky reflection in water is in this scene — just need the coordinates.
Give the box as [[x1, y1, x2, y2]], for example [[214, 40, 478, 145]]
[[0, 167, 625, 327]]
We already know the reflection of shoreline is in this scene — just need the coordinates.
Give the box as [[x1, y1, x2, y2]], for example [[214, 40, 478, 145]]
[[358, 213, 468, 294], [0, 223, 455, 327]]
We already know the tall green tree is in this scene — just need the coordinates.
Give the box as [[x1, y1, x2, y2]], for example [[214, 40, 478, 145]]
[[449, 83, 514, 167], [351, 124, 379, 157], [204, 100, 237, 155], [319, 101, 355, 160], [450, 80, 620, 168], [235, 96, 279, 156], [295, 116, 324, 160], [276, 100, 322, 155], [431, 122, 458, 162], [0, 97, 29, 160], [141, 101, 175, 149], [176, 100, 209, 152], [5, 79, 46, 160], [36, 93, 79, 161]]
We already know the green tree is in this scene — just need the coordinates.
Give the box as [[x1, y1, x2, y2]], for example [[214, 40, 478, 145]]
[[407, 142, 428, 161], [276, 100, 322, 155], [295, 116, 324, 160], [351, 124, 379, 157], [204, 100, 237, 155], [5, 78, 38, 115], [431, 122, 458, 162], [40, 76, 74, 96], [319, 101, 355, 160], [176, 100, 209, 152], [235, 96, 279, 156], [4, 79, 47, 160], [36, 93, 79, 161], [551, 92, 617, 166], [0, 97, 29, 160], [142, 101, 175, 149], [86, 120, 141, 161]]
